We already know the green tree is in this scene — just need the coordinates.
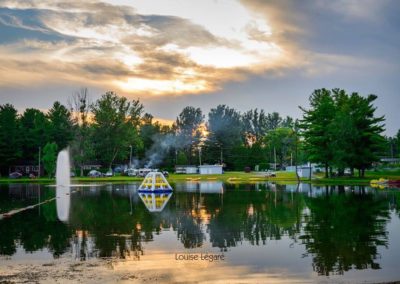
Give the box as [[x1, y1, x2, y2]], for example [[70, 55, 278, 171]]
[[266, 112, 283, 130], [0, 104, 21, 174], [174, 106, 204, 164], [300, 89, 385, 177], [139, 113, 161, 159], [176, 150, 189, 165], [265, 127, 295, 169], [397, 130, 400, 158], [346, 93, 385, 177], [19, 108, 49, 163], [47, 101, 74, 150], [300, 89, 338, 177], [42, 142, 58, 177], [242, 109, 268, 145], [68, 89, 94, 176], [91, 91, 143, 169], [205, 105, 243, 168]]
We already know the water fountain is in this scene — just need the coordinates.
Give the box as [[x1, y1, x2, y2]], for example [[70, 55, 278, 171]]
[[56, 149, 71, 222], [56, 149, 71, 187]]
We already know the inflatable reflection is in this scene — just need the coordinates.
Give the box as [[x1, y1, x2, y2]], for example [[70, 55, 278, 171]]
[[138, 192, 172, 212], [56, 185, 71, 222]]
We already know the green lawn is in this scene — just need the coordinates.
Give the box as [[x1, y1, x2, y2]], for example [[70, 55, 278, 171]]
[[311, 170, 400, 185], [0, 170, 399, 185], [0, 171, 296, 184]]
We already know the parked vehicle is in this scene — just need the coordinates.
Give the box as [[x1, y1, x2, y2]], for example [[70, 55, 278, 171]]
[[105, 170, 113, 177], [9, 172, 22, 179], [138, 168, 152, 177], [126, 168, 138, 177], [162, 171, 169, 177], [88, 170, 103, 177], [114, 166, 124, 173], [265, 170, 276, 177]]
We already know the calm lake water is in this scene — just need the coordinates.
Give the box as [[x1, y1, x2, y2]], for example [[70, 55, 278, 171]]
[[1, 181, 400, 283]]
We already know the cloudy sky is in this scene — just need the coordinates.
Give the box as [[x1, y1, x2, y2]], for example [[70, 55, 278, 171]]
[[0, 0, 399, 135]]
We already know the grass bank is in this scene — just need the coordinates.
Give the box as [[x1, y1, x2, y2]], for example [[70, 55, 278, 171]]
[[0, 172, 296, 184], [0, 170, 399, 185]]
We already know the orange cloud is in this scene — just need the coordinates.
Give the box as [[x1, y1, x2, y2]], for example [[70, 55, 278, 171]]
[[0, 0, 304, 97]]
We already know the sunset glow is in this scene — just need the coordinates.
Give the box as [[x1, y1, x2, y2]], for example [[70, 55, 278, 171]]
[[0, 0, 290, 97], [0, 0, 399, 134]]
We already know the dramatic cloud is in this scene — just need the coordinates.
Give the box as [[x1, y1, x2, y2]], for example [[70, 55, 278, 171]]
[[0, 0, 399, 134], [0, 0, 298, 96]]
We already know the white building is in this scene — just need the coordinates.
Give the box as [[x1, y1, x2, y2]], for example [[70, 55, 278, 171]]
[[175, 165, 198, 174], [198, 165, 223, 175], [297, 166, 312, 178]]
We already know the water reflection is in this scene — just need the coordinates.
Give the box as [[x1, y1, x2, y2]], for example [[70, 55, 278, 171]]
[[300, 185, 390, 275], [0, 182, 400, 280], [138, 192, 172, 212], [56, 186, 71, 222], [175, 181, 224, 194]]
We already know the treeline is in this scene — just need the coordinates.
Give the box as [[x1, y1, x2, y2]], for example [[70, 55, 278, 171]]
[[0, 88, 398, 177], [300, 88, 396, 177]]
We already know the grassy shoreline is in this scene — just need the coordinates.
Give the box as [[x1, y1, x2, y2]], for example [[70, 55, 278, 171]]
[[1, 170, 399, 185]]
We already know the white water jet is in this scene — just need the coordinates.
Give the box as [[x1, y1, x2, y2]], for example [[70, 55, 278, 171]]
[[56, 186, 70, 222], [56, 149, 71, 187], [56, 149, 71, 222]]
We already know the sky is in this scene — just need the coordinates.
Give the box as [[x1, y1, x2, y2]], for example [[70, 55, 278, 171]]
[[0, 0, 399, 135]]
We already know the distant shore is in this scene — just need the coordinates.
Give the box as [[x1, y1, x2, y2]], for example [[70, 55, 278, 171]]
[[1, 170, 399, 186]]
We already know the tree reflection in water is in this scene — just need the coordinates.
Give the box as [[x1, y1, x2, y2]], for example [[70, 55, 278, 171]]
[[300, 185, 390, 275], [0, 183, 398, 277]]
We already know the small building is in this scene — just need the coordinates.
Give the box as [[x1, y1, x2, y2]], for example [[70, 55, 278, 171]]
[[9, 164, 43, 176], [199, 165, 223, 175], [82, 164, 102, 170], [285, 166, 296, 172], [380, 157, 400, 164], [287, 164, 323, 173], [297, 166, 311, 178], [175, 165, 198, 174]]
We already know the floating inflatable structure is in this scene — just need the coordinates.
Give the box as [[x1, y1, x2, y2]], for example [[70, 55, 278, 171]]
[[138, 172, 173, 193]]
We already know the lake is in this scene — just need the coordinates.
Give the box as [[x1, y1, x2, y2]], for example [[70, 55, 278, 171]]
[[1, 181, 399, 283]]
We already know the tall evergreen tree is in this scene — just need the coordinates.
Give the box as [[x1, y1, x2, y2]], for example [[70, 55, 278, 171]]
[[47, 101, 74, 150], [19, 108, 49, 163], [300, 89, 336, 177], [347, 93, 385, 177], [300, 89, 385, 177], [0, 104, 21, 174]]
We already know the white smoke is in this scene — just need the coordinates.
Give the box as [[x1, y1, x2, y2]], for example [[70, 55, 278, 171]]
[[144, 133, 184, 168]]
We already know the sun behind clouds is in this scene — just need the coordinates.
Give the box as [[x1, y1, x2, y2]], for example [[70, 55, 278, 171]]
[[0, 0, 293, 97]]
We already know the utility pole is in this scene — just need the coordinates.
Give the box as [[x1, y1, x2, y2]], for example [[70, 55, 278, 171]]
[[391, 141, 394, 159], [129, 145, 133, 168], [274, 146, 277, 171], [38, 146, 41, 178], [220, 146, 223, 165], [198, 147, 202, 165]]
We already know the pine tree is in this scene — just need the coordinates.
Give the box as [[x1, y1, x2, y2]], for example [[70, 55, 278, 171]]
[[299, 89, 336, 177]]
